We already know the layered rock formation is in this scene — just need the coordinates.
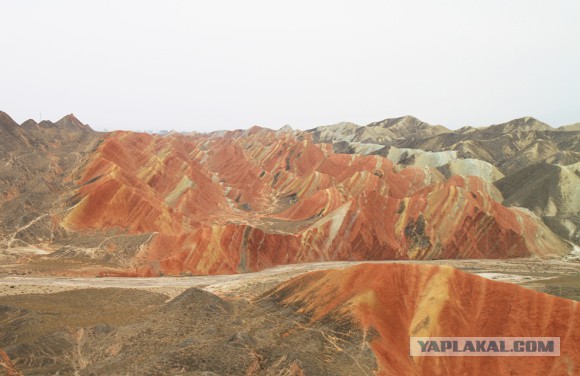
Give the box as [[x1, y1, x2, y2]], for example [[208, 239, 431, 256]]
[[495, 162, 580, 243], [1, 264, 577, 375], [0, 112, 575, 276], [270, 263, 580, 375], [0, 347, 22, 376], [62, 125, 568, 276], [311, 116, 580, 244], [0, 112, 103, 256], [561, 122, 580, 132], [309, 115, 450, 145]]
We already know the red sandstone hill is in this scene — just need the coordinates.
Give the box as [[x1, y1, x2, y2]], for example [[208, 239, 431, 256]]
[[0, 264, 576, 375], [0, 347, 22, 376], [62, 126, 568, 276], [268, 263, 580, 376], [0, 112, 573, 276]]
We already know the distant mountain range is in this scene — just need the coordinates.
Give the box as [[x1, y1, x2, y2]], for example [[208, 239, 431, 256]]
[[310, 115, 580, 244]]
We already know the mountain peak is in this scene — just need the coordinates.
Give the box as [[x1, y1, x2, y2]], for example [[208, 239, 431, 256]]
[[21, 119, 38, 127], [367, 115, 424, 129], [400, 114, 421, 122], [54, 114, 93, 131], [365, 115, 450, 139], [0, 111, 19, 128], [277, 124, 294, 135], [490, 117, 552, 132]]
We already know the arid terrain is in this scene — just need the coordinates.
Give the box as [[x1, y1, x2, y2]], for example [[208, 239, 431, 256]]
[[0, 260, 578, 375], [1, 112, 578, 277], [0, 112, 579, 375], [1, 258, 579, 301]]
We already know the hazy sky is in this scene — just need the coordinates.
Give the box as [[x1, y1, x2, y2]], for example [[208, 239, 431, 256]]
[[1, 1, 579, 132]]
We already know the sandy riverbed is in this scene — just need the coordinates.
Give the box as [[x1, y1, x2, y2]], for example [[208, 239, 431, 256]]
[[0, 258, 578, 300]]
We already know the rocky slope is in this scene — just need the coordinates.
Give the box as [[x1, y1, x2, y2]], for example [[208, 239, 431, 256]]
[[310, 116, 576, 170], [310, 115, 450, 147], [560, 122, 580, 132], [392, 117, 576, 170], [0, 263, 577, 375], [310, 116, 580, 244], [62, 125, 568, 276], [0, 112, 575, 276], [0, 347, 22, 376], [271, 263, 580, 375], [0, 112, 105, 259], [495, 162, 580, 243]]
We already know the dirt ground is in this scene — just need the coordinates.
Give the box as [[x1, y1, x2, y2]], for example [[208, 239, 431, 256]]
[[0, 258, 577, 375], [0, 258, 578, 301]]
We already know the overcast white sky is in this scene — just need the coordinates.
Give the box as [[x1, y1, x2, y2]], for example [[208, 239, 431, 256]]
[[1, 0, 579, 132]]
